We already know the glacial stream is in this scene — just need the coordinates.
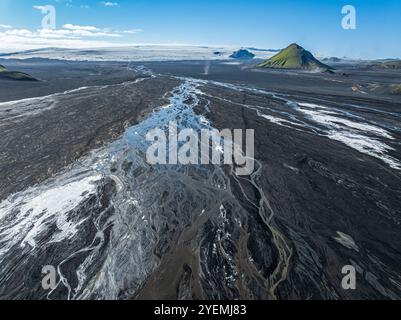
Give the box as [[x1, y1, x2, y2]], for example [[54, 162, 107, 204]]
[[0, 77, 291, 300], [1, 66, 400, 300]]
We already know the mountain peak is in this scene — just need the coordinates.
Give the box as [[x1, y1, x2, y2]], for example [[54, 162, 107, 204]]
[[288, 43, 301, 48], [258, 43, 333, 71]]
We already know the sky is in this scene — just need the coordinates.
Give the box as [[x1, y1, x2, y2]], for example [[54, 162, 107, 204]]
[[0, 0, 400, 59]]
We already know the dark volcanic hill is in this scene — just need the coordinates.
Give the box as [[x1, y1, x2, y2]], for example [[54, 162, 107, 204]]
[[0, 64, 38, 81], [230, 49, 255, 60], [322, 57, 342, 63], [258, 43, 333, 71]]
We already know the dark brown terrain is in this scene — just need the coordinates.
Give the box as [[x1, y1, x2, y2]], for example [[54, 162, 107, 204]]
[[0, 58, 400, 300]]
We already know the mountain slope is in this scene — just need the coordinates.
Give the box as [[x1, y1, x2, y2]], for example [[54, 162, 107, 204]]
[[0, 64, 37, 81], [258, 43, 333, 71]]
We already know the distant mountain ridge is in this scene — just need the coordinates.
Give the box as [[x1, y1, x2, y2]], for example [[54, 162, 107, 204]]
[[258, 43, 333, 71], [371, 60, 401, 69], [322, 57, 342, 63], [245, 47, 280, 53]]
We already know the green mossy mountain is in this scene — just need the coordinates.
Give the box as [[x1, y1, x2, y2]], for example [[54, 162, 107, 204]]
[[258, 43, 333, 71], [0, 64, 38, 81]]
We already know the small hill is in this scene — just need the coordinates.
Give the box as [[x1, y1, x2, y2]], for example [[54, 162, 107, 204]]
[[230, 49, 255, 60], [372, 60, 401, 70], [322, 57, 342, 63], [0, 64, 38, 81], [258, 43, 333, 71]]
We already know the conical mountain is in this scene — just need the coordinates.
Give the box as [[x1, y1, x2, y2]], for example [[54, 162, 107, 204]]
[[258, 43, 333, 71]]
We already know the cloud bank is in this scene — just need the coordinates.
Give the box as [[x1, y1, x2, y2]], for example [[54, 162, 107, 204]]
[[0, 23, 142, 52]]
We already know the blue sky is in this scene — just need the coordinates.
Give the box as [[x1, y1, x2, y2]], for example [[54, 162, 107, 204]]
[[0, 0, 400, 58]]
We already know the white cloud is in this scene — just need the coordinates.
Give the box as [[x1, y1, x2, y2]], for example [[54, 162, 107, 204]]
[[2, 25, 122, 40], [39, 28, 122, 39], [0, 32, 123, 53], [0, 23, 142, 52], [63, 24, 100, 32], [101, 2, 119, 7], [4, 29, 34, 37], [122, 29, 143, 34], [0, 24, 13, 29], [54, 0, 73, 7]]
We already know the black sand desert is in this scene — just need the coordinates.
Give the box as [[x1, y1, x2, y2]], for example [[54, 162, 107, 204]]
[[0, 54, 400, 300]]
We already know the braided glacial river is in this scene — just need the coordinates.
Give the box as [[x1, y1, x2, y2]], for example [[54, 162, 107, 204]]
[[1, 67, 401, 299], [0, 76, 292, 300]]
